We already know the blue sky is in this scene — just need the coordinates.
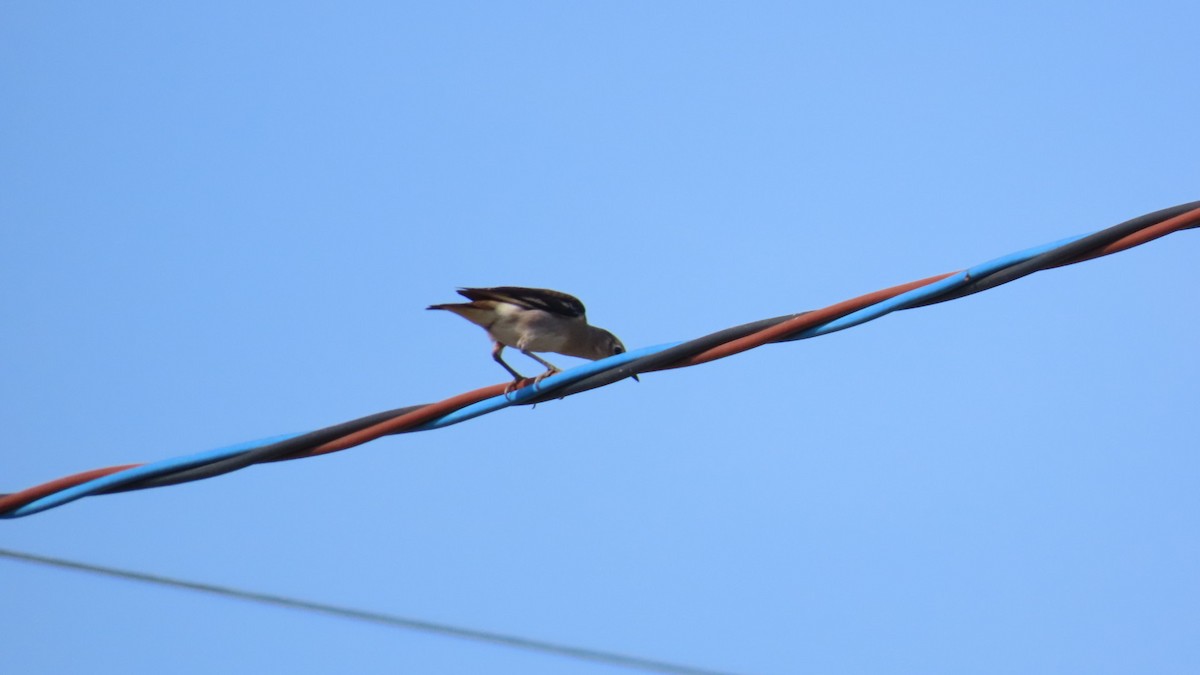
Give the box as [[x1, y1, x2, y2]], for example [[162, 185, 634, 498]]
[[2, 2, 1198, 673]]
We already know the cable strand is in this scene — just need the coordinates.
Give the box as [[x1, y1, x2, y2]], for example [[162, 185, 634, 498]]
[[3, 202, 1197, 518], [0, 548, 733, 675]]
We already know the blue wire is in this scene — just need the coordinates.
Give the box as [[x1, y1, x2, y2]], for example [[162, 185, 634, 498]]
[[785, 234, 1087, 340], [414, 342, 683, 430], [4, 346, 684, 518], [4, 433, 300, 518], [0, 229, 1141, 518]]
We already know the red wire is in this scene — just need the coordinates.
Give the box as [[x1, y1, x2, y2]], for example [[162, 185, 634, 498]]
[[4, 207, 1197, 515], [0, 383, 515, 513], [301, 382, 512, 457], [1054, 206, 1200, 266], [0, 464, 142, 514], [659, 272, 960, 370]]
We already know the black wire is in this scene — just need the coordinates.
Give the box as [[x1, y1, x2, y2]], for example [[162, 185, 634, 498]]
[[523, 314, 804, 403], [907, 200, 1200, 308], [7, 202, 1197, 504], [555, 200, 1200, 396], [0, 548, 736, 675], [101, 405, 429, 493]]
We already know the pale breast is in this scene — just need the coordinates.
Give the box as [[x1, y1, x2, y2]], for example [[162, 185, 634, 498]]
[[486, 303, 576, 353], [484, 303, 526, 346]]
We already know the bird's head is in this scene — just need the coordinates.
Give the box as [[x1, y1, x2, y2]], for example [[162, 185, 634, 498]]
[[588, 328, 639, 382]]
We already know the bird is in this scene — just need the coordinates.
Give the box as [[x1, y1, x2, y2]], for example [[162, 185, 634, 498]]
[[428, 286, 636, 390]]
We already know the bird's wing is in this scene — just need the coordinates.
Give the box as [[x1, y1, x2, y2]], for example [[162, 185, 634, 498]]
[[456, 286, 587, 318]]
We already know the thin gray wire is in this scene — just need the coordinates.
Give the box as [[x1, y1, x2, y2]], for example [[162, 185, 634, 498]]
[[0, 548, 735, 675]]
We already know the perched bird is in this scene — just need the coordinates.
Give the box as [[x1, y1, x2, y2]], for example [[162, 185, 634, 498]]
[[428, 286, 635, 389]]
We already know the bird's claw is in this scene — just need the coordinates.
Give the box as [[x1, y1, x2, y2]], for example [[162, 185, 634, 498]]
[[504, 377, 534, 399], [532, 368, 561, 390]]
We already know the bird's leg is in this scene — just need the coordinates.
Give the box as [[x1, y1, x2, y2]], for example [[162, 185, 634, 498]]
[[522, 350, 562, 387], [492, 342, 528, 394]]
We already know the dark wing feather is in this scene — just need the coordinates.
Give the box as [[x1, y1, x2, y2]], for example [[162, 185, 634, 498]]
[[456, 286, 587, 318]]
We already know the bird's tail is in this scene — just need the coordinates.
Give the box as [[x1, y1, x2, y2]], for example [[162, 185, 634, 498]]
[[426, 301, 494, 329]]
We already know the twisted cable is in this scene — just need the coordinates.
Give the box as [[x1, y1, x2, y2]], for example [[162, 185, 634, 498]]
[[3, 201, 1197, 518]]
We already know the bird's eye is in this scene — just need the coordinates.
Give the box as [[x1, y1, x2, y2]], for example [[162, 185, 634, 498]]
[[613, 346, 625, 355]]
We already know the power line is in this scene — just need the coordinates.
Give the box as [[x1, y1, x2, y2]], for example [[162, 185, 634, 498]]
[[2, 200, 1198, 518], [0, 547, 734, 675]]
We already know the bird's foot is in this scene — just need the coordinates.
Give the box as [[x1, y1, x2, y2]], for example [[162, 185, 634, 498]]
[[532, 368, 561, 390], [504, 377, 534, 398]]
